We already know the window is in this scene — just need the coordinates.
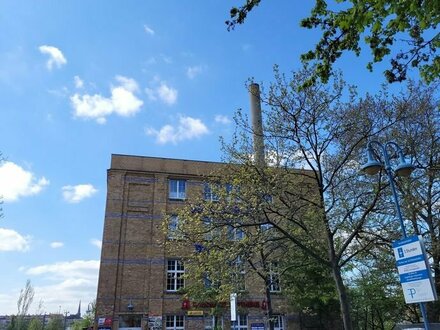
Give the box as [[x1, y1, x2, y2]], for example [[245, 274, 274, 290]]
[[119, 315, 141, 328], [203, 273, 220, 289], [168, 215, 179, 239], [228, 225, 244, 241], [203, 273, 212, 288], [165, 315, 184, 330], [169, 179, 186, 200], [232, 257, 246, 291], [203, 183, 219, 201], [262, 194, 273, 203], [235, 314, 247, 330], [269, 262, 281, 292], [203, 217, 213, 241], [204, 316, 223, 330], [167, 260, 184, 291], [273, 315, 284, 330], [260, 223, 274, 231]]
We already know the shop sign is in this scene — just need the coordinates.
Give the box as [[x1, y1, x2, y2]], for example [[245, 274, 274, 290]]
[[98, 318, 112, 327], [147, 316, 162, 330], [251, 323, 265, 330], [187, 311, 204, 316]]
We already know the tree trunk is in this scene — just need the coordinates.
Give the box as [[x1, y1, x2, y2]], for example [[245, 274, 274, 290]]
[[331, 263, 353, 330]]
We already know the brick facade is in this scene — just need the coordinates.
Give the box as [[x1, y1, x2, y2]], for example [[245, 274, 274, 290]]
[[96, 154, 296, 330]]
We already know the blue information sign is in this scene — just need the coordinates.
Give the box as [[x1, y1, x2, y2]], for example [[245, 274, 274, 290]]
[[392, 235, 437, 303]]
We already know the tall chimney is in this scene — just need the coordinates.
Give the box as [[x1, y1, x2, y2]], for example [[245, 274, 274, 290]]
[[249, 83, 265, 167]]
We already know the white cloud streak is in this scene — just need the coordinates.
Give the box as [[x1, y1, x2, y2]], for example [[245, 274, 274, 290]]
[[146, 116, 209, 144], [0, 161, 49, 202], [50, 242, 64, 249], [25, 260, 99, 279], [90, 239, 102, 249], [0, 228, 31, 252], [70, 76, 143, 124], [38, 45, 67, 70], [186, 65, 203, 79], [74, 76, 84, 89], [215, 114, 231, 124], [16, 260, 100, 314], [62, 184, 97, 203], [145, 82, 178, 105], [144, 24, 155, 35]]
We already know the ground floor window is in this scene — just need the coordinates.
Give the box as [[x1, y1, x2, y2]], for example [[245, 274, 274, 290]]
[[273, 314, 284, 330], [204, 315, 223, 330], [165, 315, 184, 330], [119, 315, 141, 328], [236, 314, 247, 330]]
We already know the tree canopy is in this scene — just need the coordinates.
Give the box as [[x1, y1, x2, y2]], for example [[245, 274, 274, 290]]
[[227, 0, 440, 85]]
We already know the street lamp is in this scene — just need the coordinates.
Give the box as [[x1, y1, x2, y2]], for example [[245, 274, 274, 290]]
[[127, 300, 134, 312], [361, 140, 431, 329], [361, 141, 415, 237]]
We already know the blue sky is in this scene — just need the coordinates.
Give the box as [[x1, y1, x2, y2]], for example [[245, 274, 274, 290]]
[[0, 1, 410, 315]]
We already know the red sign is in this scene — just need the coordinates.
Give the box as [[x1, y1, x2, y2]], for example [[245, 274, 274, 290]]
[[181, 299, 191, 310]]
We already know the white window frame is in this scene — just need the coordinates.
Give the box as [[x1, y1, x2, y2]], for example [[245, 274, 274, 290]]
[[169, 179, 186, 200], [273, 315, 284, 330], [269, 262, 281, 293], [166, 259, 184, 292], [236, 314, 248, 330], [203, 183, 219, 202], [165, 315, 184, 330], [260, 223, 274, 231], [228, 225, 244, 241]]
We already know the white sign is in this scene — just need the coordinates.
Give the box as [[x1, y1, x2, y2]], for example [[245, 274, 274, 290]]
[[230, 293, 237, 321], [392, 235, 437, 303]]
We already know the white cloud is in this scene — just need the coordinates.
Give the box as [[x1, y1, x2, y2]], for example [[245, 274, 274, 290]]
[[0, 161, 49, 202], [50, 241, 64, 249], [157, 83, 178, 105], [62, 184, 97, 203], [146, 115, 209, 144], [25, 260, 99, 279], [0, 228, 31, 252], [145, 82, 178, 105], [144, 24, 155, 35], [186, 65, 203, 79], [70, 76, 143, 124], [74, 76, 84, 89], [145, 87, 157, 101], [215, 114, 231, 124], [38, 45, 67, 70], [90, 239, 102, 249], [16, 259, 100, 314]]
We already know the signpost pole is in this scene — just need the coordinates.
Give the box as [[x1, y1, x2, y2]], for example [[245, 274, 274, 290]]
[[384, 150, 431, 330], [362, 141, 434, 330], [230, 293, 237, 330]]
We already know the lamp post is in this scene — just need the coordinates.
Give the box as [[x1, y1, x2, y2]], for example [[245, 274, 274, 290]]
[[361, 140, 431, 330]]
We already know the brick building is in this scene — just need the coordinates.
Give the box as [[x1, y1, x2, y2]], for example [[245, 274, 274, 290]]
[[95, 154, 296, 330]]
